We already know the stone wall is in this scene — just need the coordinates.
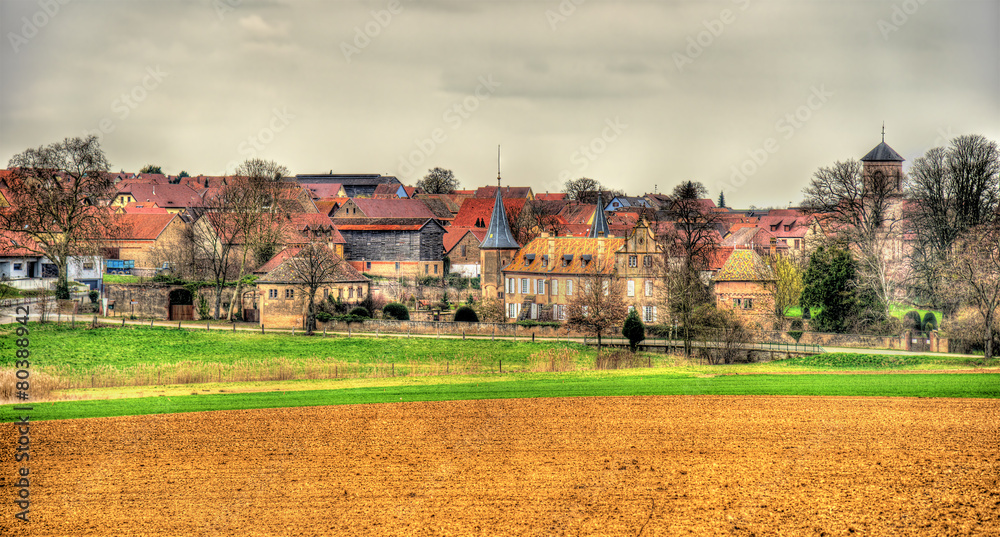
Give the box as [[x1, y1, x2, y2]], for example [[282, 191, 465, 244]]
[[320, 319, 571, 338], [756, 329, 948, 352]]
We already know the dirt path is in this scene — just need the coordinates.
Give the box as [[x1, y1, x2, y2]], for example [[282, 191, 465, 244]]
[[2, 395, 998, 536]]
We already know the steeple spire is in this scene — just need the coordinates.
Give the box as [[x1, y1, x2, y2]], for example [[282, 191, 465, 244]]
[[881, 122, 885, 143], [480, 146, 519, 250], [588, 192, 611, 238]]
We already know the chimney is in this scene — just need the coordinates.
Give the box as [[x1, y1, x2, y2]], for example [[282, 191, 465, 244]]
[[548, 234, 555, 267], [769, 236, 777, 257]]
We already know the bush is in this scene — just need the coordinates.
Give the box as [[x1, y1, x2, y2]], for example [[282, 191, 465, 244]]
[[622, 309, 645, 352], [787, 330, 804, 343], [88, 290, 100, 303], [790, 318, 803, 331], [348, 306, 371, 318], [903, 310, 922, 330], [416, 276, 440, 287], [315, 312, 333, 323], [382, 302, 409, 320], [453, 306, 479, 323], [922, 311, 938, 331]]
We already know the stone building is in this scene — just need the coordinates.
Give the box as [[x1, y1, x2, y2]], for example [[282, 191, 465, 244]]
[[501, 219, 664, 323], [713, 248, 776, 327], [256, 248, 370, 329]]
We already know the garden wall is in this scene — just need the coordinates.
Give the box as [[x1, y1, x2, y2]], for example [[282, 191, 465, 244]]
[[321, 319, 572, 339]]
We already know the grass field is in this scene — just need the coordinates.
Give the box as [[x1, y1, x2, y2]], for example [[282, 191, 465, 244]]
[[2, 324, 996, 422]]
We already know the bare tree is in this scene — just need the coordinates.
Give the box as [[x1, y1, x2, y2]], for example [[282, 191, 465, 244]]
[[192, 205, 239, 319], [770, 253, 804, 325], [802, 159, 900, 312], [476, 297, 506, 323], [907, 135, 1000, 307], [942, 223, 1000, 360], [566, 264, 628, 351], [284, 242, 344, 334], [656, 181, 723, 356], [564, 177, 601, 201], [224, 159, 292, 320], [416, 167, 459, 194], [1, 136, 123, 298]]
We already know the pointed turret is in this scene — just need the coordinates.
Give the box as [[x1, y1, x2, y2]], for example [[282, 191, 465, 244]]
[[480, 185, 520, 249], [588, 192, 610, 238]]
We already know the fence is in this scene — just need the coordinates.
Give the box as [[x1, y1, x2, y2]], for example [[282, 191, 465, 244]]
[[583, 336, 824, 355]]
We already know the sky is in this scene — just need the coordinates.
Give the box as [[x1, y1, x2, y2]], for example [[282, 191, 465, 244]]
[[1, 0, 998, 208]]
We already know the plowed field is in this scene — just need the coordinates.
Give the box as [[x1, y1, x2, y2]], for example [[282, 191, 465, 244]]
[[3, 395, 999, 536]]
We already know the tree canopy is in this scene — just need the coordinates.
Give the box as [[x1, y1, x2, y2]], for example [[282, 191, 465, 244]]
[[416, 167, 459, 194]]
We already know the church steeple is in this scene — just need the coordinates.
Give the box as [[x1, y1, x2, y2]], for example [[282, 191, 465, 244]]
[[588, 192, 610, 238], [861, 127, 905, 194], [480, 146, 519, 250]]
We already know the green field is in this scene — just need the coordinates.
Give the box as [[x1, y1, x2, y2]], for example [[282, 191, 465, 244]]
[[784, 303, 944, 323], [1, 324, 996, 421]]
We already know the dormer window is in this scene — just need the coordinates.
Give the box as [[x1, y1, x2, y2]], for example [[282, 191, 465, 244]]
[[541, 255, 548, 267], [562, 254, 573, 267], [581, 254, 592, 267], [525, 253, 535, 264]]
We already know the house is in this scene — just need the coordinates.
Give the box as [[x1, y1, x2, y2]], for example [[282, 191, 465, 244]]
[[294, 174, 402, 198], [300, 183, 346, 200], [0, 230, 103, 290], [256, 247, 370, 328], [332, 217, 446, 278], [110, 213, 191, 270], [604, 195, 652, 212], [713, 248, 776, 327], [500, 220, 664, 323], [473, 185, 534, 200], [444, 227, 487, 277], [332, 198, 436, 220], [111, 183, 204, 214]]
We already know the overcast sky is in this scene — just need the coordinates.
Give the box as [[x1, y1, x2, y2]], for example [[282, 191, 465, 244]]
[[1, 0, 997, 208]]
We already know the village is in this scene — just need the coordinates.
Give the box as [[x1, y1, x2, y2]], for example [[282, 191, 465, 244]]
[[2, 132, 996, 359]]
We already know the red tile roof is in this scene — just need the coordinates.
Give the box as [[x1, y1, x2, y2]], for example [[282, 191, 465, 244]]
[[350, 198, 436, 219], [443, 227, 487, 253], [113, 213, 178, 241], [474, 186, 533, 199], [0, 230, 41, 256], [116, 183, 204, 209], [302, 183, 345, 199], [452, 198, 526, 228], [535, 192, 567, 200]]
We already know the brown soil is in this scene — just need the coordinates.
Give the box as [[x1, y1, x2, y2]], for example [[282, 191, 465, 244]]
[[2, 396, 998, 536]]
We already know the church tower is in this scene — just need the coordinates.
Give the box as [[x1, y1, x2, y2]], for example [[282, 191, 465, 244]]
[[479, 148, 520, 301], [860, 125, 905, 194], [588, 192, 611, 238]]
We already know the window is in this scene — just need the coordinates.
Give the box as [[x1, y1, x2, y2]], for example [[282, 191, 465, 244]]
[[460, 245, 467, 257], [434, 264, 438, 274], [794, 239, 800, 249], [349, 287, 354, 299], [643, 255, 652, 268], [285, 289, 294, 299], [645, 280, 653, 296], [541, 256, 548, 268], [562, 258, 570, 267], [744, 298, 753, 309], [628, 255, 637, 268], [507, 277, 515, 294], [537, 279, 545, 295], [521, 278, 529, 294], [643, 306, 656, 323], [556, 304, 566, 320], [366, 261, 371, 270], [395, 262, 400, 271], [13, 263, 22, 270], [357, 286, 364, 298], [627, 280, 635, 297], [323, 288, 329, 299], [566, 279, 573, 296], [269, 289, 278, 299], [338, 288, 343, 299], [425, 265, 429, 274], [551, 279, 558, 296], [602, 280, 609, 296], [83, 262, 94, 270]]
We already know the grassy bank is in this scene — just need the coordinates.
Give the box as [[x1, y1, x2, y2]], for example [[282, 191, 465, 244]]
[[6, 371, 999, 421]]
